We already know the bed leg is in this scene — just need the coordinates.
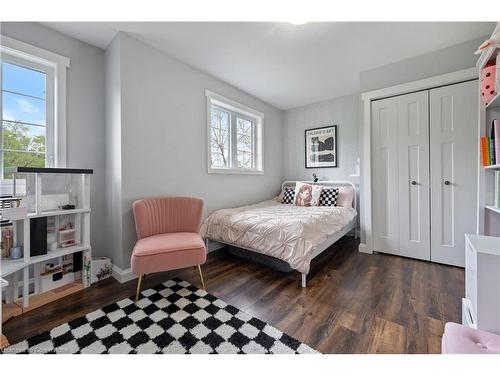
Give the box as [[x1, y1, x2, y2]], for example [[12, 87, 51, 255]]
[[301, 274, 306, 288]]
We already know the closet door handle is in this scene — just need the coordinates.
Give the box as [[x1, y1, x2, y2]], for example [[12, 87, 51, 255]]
[[411, 180, 417, 185], [444, 180, 451, 186]]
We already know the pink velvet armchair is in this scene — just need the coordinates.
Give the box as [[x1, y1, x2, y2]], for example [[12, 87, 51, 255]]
[[131, 197, 207, 302]]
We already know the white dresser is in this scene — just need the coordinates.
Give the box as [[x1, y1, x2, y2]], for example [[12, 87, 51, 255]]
[[463, 234, 500, 334]]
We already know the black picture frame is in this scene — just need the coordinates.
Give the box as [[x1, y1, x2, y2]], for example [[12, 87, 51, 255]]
[[304, 125, 338, 169]]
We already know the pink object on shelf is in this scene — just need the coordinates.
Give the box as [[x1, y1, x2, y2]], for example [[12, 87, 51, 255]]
[[495, 119, 500, 165], [131, 197, 206, 276], [441, 322, 500, 354], [481, 64, 497, 106]]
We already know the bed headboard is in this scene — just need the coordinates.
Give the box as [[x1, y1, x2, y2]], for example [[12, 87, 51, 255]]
[[281, 180, 357, 212]]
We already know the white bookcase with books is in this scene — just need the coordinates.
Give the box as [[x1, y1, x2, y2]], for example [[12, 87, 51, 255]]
[[478, 23, 500, 237]]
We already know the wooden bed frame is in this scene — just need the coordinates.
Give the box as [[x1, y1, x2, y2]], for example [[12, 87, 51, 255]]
[[206, 180, 358, 288]]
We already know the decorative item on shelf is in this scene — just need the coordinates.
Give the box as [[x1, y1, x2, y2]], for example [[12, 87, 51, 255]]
[[83, 256, 92, 287], [312, 173, 318, 183], [91, 257, 112, 283], [59, 204, 76, 210], [474, 32, 500, 55], [305, 125, 338, 168], [1, 226, 13, 259], [62, 254, 74, 273], [496, 54, 500, 94], [9, 245, 22, 260], [480, 62, 497, 106], [40, 264, 75, 293], [58, 222, 76, 248], [0, 197, 24, 225]]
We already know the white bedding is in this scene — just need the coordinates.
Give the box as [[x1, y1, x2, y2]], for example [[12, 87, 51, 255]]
[[200, 200, 357, 274]]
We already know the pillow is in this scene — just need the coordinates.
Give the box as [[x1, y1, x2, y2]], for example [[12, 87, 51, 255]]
[[318, 187, 339, 206], [294, 182, 323, 207], [280, 187, 295, 204], [336, 186, 354, 207]]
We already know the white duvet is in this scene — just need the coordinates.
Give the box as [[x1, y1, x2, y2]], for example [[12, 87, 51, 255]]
[[200, 200, 357, 274]]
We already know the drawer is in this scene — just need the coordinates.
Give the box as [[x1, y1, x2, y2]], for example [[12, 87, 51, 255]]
[[462, 298, 477, 329]]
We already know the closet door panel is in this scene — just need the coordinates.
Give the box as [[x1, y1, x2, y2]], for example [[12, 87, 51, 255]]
[[397, 91, 431, 260], [372, 98, 399, 255], [430, 80, 478, 267]]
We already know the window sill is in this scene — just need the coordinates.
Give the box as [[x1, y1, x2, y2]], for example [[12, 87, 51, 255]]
[[208, 168, 264, 175]]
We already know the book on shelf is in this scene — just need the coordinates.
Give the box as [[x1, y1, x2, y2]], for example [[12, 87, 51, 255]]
[[481, 119, 500, 166], [481, 136, 490, 166], [491, 123, 496, 165]]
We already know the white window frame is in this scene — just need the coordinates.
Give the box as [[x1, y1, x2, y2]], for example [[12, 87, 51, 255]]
[[205, 89, 264, 175], [0, 35, 70, 173]]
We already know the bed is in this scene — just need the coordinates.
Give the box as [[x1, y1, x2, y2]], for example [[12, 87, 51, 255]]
[[200, 181, 357, 287]]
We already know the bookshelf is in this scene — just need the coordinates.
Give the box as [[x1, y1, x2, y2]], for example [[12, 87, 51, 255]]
[[477, 22, 500, 238], [1, 167, 93, 344]]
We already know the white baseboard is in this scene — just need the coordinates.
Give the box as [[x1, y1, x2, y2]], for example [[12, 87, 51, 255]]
[[112, 265, 137, 283], [358, 243, 373, 254]]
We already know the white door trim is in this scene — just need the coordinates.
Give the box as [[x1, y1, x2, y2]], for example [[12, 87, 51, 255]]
[[359, 67, 478, 254]]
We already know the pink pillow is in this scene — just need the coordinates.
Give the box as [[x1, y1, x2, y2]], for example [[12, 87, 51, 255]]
[[294, 182, 323, 207], [336, 186, 354, 207]]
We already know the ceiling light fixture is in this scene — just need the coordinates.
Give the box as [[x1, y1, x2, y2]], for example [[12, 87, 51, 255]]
[[287, 20, 310, 26]]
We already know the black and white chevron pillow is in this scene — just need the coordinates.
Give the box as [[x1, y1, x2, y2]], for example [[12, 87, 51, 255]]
[[280, 187, 295, 204], [319, 187, 339, 206]]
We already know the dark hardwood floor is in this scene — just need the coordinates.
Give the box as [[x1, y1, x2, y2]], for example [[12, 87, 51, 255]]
[[3, 237, 464, 353]]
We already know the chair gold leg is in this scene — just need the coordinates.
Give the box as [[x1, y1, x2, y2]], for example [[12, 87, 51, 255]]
[[135, 274, 143, 303], [197, 265, 206, 291]]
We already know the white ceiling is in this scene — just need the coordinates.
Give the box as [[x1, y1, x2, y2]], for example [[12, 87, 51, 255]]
[[43, 22, 494, 109]]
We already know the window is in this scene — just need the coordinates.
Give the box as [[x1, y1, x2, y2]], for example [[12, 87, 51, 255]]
[[1, 60, 50, 178], [206, 90, 263, 174], [0, 35, 69, 179]]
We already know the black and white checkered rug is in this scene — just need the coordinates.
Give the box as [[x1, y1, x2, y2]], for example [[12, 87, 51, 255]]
[[4, 278, 317, 354]]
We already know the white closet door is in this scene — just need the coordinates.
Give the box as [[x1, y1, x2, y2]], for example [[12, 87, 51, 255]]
[[397, 91, 430, 261], [430, 80, 478, 267], [372, 97, 399, 255]]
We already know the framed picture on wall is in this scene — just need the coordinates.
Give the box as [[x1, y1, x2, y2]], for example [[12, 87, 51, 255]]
[[304, 125, 337, 168]]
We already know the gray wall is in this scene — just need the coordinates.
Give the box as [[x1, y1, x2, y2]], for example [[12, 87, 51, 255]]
[[104, 35, 125, 268], [0, 22, 107, 257], [109, 33, 285, 269], [283, 94, 360, 182], [282, 94, 361, 232], [359, 36, 485, 92]]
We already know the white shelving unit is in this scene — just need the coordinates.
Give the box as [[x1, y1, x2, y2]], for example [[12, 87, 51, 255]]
[[466, 23, 500, 330], [1, 167, 93, 338], [477, 22, 500, 237]]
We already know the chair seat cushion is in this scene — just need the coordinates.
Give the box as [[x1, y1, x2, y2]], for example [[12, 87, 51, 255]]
[[131, 232, 206, 274], [442, 322, 500, 354]]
